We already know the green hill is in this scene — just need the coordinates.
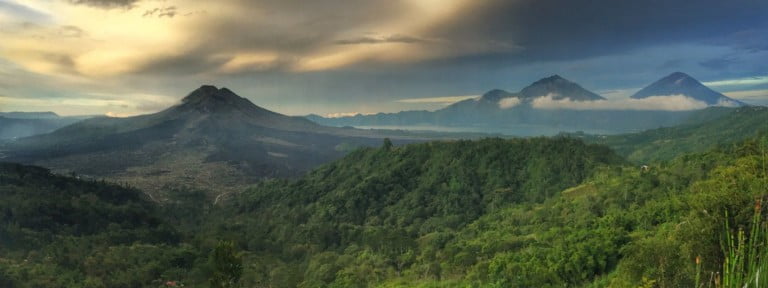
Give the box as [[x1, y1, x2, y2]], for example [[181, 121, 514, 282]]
[[586, 106, 768, 163]]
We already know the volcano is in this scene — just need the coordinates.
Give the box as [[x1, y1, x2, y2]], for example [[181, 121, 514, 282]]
[[631, 72, 745, 106], [1, 86, 409, 199]]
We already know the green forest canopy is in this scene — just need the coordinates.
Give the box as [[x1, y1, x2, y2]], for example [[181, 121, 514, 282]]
[[1, 135, 766, 287]]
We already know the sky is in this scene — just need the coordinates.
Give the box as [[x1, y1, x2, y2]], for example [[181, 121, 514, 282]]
[[0, 0, 767, 117]]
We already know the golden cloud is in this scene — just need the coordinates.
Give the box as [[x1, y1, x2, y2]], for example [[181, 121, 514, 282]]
[[1, 0, 494, 80]]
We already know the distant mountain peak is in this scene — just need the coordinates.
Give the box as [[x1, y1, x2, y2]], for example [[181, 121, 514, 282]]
[[631, 72, 746, 106], [668, 71, 689, 78], [520, 75, 605, 101], [480, 89, 514, 102], [662, 71, 697, 86], [542, 74, 565, 81]]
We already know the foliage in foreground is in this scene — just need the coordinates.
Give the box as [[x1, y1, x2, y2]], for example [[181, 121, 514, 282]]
[[708, 197, 768, 288]]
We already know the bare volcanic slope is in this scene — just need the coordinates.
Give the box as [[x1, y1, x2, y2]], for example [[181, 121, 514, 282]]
[[1, 85, 415, 200]]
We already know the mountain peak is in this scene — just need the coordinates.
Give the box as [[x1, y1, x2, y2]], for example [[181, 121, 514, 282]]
[[631, 72, 745, 106], [183, 85, 241, 103], [177, 85, 267, 114], [542, 74, 565, 82], [661, 72, 698, 86], [520, 75, 605, 101], [480, 89, 514, 102], [668, 71, 690, 78], [166, 85, 321, 131]]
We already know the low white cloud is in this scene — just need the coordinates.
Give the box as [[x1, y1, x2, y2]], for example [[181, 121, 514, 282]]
[[498, 97, 521, 109], [531, 94, 710, 111], [597, 88, 640, 99]]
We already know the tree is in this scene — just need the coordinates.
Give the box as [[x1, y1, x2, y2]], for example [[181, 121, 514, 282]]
[[382, 138, 393, 151], [209, 241, 243, 288]]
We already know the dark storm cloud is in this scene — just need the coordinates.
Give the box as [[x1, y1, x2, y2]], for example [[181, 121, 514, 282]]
[[67, 0, 140, 9], [423, 0, 768, 63]]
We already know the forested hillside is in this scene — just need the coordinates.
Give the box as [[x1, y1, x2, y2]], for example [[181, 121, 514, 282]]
[[587, 106, 768, 163], [198, 138, 623, 286], [0, 163, 200, 287], [2, 136, 767, 287], [189, 136, 766, 287]]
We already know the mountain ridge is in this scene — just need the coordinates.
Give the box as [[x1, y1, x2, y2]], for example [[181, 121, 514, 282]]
[[0, 111, 60, 119], [307, 73, 732, 133], [0, 86, 421, 198]]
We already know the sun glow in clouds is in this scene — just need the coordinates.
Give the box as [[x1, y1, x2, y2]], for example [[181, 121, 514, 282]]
[[0, 0, 478, 101]]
